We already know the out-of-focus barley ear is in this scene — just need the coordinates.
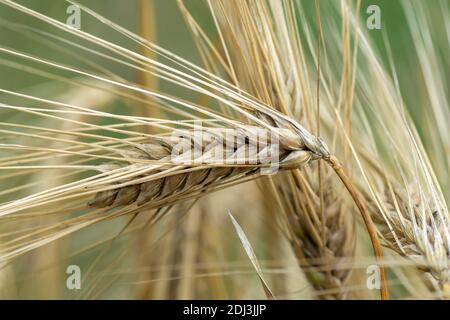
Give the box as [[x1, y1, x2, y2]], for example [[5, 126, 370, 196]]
[[288, 174, 356, 299]]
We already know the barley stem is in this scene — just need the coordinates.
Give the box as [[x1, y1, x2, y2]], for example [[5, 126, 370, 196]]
[[328, 155, 389, 300]]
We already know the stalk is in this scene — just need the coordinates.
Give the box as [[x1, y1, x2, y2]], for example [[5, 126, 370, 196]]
[[328, 155, 388, 300]]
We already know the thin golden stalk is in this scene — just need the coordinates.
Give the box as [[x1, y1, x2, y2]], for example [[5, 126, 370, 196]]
[[328, 156, 388, 299]]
